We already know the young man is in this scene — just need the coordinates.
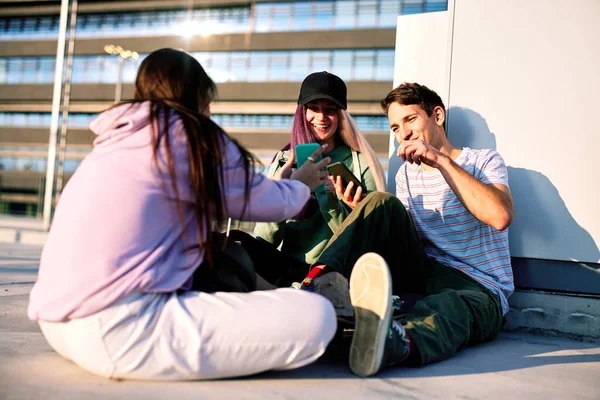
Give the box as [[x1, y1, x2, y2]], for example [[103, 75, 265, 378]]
[[346, 82, 515, 376]]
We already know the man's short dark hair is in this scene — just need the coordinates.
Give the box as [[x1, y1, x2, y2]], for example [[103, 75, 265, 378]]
[[380, 82, 445, 117]]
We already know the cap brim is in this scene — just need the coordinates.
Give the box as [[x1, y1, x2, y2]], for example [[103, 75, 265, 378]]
[[298, 94, 346, 110]]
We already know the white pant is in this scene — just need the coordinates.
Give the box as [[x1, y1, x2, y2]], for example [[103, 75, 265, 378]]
[[39, 288, 337, 380]]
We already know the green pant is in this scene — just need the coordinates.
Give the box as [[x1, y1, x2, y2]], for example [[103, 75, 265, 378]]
[[318, 192, 504, 366]]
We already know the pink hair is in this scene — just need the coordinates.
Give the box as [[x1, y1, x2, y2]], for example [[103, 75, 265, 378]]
[[284, 105, 386, 192]]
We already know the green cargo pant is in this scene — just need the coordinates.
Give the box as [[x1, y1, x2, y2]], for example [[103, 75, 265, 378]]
[[317, 191, 505, 366]]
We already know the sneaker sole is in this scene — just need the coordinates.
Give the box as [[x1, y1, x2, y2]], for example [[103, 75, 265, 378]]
[[348, 252, 392, 377]]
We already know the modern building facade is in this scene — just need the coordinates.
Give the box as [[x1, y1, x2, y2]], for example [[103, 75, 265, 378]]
[[0, 0, 447, 216]]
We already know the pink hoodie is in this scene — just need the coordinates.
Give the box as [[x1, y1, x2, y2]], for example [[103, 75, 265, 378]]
[[28, 102, 310, 322]]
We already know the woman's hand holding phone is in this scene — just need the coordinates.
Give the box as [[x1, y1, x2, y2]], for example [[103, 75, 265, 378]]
[[331, 175, 364, 209], [323, 175, 336, 193], [290, 144, 331, 192]]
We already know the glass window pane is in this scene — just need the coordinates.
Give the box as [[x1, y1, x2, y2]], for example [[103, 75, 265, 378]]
[[0, 156, 15, 171], [71, 57, 85, 83], [334, 0, 356, 30], [13, 113, 26, 126], [248, 52, 268, 81], [193, 52, 212, 68], [232, 114, 244, 128], [101, 14, 118, 37], [271, 5, 292, 32], [210, 52, 231, 82], [0, 59, 7, 83], [357, 0, 377, 28], [402, 0, 425, 15], [353, 50, 375, 80], [211, 114, 223, 126], [292, 2, 311, 31], [43, 15, 59, 38], [354, 115, 388, 132], [28, 113, 44, 126], [425, 0, 448, 12], [8, 18, 23, 38], [254, 3, 271, 32], [374, 49, 394, 81], [310, 50, 331, 73], [7, 58, 23, 83], [39, 58, 54, 83], [98, 56, 114, 83], [290, 51, 310, 81], [121, 57, 139, 83], [31, 158, 46, 172], [380, 0, 401, 27], [63, 159, 80, 173], [23, 17, 38, 35], [331, 50, 353, 81], [314, 2, 334, 30], [77, 14, 101, 38], [268, 52, 289, 81], [278, 115, 293, 129], [230, 52, 249, 81]]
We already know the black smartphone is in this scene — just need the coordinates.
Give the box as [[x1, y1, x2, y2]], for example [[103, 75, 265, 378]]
[[327, 162, 367, 193]]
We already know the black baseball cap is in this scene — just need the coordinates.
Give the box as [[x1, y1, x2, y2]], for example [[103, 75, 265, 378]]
[[297, 71, 347, 110]]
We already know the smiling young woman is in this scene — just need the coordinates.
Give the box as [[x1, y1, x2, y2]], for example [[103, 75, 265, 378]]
[[229, 71, 387, 306]]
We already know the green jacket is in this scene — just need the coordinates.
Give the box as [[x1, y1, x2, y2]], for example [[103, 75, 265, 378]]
[[254, 144, 377, 265]]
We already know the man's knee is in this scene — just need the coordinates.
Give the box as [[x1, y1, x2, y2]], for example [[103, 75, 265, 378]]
[[364, 191, 395, 204], [362, 191, 407, 216], [457, 289, 503, 344]]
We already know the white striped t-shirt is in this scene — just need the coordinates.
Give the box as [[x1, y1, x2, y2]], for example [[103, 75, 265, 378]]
[[395, 147, 514, 314]]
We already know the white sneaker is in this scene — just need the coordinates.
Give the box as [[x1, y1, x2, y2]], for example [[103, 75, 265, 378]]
[[348, 252, 392, 377]]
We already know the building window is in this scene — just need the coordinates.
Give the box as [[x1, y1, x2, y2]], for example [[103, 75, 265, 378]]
[[230, 52, 250, 81], [0, 112, 96, 127], [1, 48, 395, 84], [0, 112, 388, 132], [1, 1, 447, 40], [211, 113, 388, 132]]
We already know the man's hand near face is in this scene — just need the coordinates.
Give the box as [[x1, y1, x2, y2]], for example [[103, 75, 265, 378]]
[[397, 138, 443, 168]]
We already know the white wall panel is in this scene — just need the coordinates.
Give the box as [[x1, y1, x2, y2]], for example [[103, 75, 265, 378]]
[[448, 0, 599, 262], [392, 1, 600, 263], [389, 11, 451, 189]]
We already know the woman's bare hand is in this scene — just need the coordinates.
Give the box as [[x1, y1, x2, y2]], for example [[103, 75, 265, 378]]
[[290, 144, 331, 191], [331, 175, 365, 209]]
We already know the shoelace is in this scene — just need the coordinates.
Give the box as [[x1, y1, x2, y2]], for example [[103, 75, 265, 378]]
[[392, 295, 404, 311], [388, 319, 406, 340]]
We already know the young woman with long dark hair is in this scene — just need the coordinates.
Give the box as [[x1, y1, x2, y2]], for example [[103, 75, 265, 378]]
[[27, 48, 338, 380]]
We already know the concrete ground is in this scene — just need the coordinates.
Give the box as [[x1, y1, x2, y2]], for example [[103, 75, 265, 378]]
[[1, 242, 599, 400]]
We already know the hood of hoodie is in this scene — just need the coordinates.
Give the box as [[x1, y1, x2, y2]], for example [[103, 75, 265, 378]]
[[90, 102, 152, 145]]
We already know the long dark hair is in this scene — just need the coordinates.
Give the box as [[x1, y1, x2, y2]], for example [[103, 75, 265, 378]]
[[130, 48, 256, 268]]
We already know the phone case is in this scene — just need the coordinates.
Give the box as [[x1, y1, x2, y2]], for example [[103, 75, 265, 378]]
[[295, 143, 324, 193]]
